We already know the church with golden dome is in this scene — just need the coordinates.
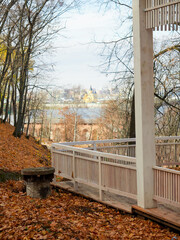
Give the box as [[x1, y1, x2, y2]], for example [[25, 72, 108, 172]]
[[83, 86, 97, 103]]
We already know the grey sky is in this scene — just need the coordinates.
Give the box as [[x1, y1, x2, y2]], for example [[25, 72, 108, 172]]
[[46, 2, 120, 90], [41, 1, 175, 91]]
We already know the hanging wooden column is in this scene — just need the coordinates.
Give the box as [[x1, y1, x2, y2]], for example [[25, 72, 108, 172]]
[[133, 0, 179, 209], [133, 0, 156, 209]]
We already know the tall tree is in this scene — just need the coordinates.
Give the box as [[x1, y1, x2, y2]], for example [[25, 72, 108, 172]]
[[0, 0, 78, 137], [97, 0, 180, 137]]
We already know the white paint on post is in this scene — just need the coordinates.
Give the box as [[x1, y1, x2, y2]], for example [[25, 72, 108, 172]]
[[133, 0, 157, 208], [99, 156, 102, 200], [73, 150, 78, 190]]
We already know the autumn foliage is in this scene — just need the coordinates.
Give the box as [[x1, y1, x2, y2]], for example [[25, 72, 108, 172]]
[[0, 122, 50, 172], [0, 180, 179, 240], [0, 122, 179, 239]]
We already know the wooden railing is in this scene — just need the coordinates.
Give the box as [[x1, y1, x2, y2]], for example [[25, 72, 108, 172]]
[[145, 0, 180, 30], [52, 136, 180, 208], [52, 143, 137, 200], [154, 166, 180, 206], [58, 136, 180, 167]]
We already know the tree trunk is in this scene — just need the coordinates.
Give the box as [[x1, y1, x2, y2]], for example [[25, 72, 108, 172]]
[[40, 112, 44, 144], [26, 111, 31, 137], [32, 112, 36, 137], [12, 83, 17, 127], [0, 79, 9, 117], [3, 82, 11, 123], [128, 91, 136, 157], [73, 113, 77, 142], [129, 91, 136, 138], [13, 91, 24, 137]]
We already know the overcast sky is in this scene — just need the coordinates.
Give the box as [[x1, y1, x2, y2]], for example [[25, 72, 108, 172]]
[[40, 1, 175, 91], [43, 2, 120, 90]]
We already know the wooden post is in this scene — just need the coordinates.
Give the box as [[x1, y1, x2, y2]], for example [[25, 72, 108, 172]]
[[73, 150, 78, 190], [93, 142, 97, 151], [133, 0, 157, 208], [99, 156, 102, 200], [174, 140, 177, 165], [51, 146, 56, 183]]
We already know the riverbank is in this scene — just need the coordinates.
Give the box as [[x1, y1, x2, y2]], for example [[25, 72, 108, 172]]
[[45, 102, 106, 109]]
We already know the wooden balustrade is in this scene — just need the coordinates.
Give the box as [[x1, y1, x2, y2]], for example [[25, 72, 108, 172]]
[[54, 136, 180, 166], [52, 136, 180, 207], [51, 144, 136, 200], [145, 0, 180, 30], [154, 166, 180, 206]]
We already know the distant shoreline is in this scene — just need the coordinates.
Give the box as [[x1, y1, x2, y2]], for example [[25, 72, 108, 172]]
[[45, 102, 107, 109]]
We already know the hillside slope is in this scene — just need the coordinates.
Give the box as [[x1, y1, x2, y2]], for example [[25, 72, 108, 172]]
[[0, 122, 50, 172]]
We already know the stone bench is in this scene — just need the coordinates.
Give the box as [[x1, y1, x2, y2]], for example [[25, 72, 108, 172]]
[[21, 167, 55, 199]]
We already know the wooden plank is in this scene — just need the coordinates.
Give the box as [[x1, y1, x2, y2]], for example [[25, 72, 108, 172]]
[[155, 0, 158, 27], [73, 155, 99, 163], [132, 205, 180, 231], [99, 156, 102, 200], [74, 178, 99, 188], [145, 0, 180, 30], [145, 0, 180, 11], [178, 2, 179, 29], [97, 144, 136, 150], [75, 158, 99, 184], [52, 136, 180, 147], [161, 0, 164, 28], [52, 143, 136, 163], [101, 161, 136, 169], [51, 181, 133, 213], [101, 186, 137, 200], [51, 181, 180, 231], [154, 167, 180, 207], [146, 0, 148, 28], [52, 149, 73, 157], [163, 0, 166, 27], [154, 166, 180, 174]]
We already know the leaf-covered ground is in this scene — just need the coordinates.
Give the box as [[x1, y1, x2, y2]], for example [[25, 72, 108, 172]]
[[0, 122, 50, 172], [0, 180, 179, 240], [0, 122, 179, 239]]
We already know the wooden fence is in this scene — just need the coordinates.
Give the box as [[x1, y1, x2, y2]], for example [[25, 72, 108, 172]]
[[145, 0, 180, 30], [154, 166, 180, 206], [52, 143, 137, 201], [58, 136, 180, 167], [52, 136, 180, 207]]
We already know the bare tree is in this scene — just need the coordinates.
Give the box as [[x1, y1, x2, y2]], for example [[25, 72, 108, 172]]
[[0, 0, 18, 35], [0, 0, 78, 137], [97, 0, 180, 137]]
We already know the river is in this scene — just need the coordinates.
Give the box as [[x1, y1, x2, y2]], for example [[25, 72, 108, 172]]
[[46, 107, 101, 122]]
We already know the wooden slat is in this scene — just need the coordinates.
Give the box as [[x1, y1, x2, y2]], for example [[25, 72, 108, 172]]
[[52, 136, 180, 208], [101, 164, 137, 196], [153, 167, 180, 206], [145, 0, 180, 30], [101, 186, 137, 200], [161, 0, 164, 28], [145, 0, 180, 11], [132, 205, 180, 232], [178, 1, 180, 29], [155, 0, 158, 27], [165, 0, 167, 30], [146, 0, 148, 28]]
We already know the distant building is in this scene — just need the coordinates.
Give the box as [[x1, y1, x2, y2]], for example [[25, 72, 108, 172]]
[[83, 86, 97, 103]]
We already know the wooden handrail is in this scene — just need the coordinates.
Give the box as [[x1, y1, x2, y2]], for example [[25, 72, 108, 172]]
[[53, 136, 180, 147]]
